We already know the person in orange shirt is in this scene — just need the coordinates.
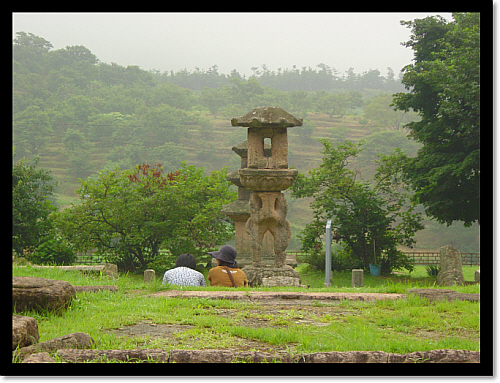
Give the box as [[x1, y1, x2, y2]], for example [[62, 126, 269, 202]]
[[208, 245, 248, 287]]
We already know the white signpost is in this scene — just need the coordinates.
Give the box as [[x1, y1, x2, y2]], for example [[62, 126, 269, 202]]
[[324, 219, 332, 287]]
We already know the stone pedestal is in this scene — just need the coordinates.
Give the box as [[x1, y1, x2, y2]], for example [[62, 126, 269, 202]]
[[243, 265, 301, 287]]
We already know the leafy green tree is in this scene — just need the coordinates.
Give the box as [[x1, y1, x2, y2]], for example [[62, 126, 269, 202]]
[[13, 32, 53, 75], [356, 130, 422, 182], [290, 140, 423, 272], [364, 93, 419, 130], [314, 91, 348, 120], [54, 163, 236, 271], [199, 86, 231, 117], [150, 83, 195, 110], [288, 90, 311, 117], [13, 105, 53, 159], [63, 128, 89, 151], [12, 154, 57, 255], [131, 104, 188, 145], [87, 112, 130, 144], [392, 13, 480, 226], [229, 78, 264, 106]]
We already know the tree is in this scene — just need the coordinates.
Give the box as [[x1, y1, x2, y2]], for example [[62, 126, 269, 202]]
[[199, 86, 231, 117], [12, 154, 57, 255], [54, 163, 236, 271], [364, 93, 419, 131], [314, 91, 348, 120], [13, 105, 53, 159], [392, 13, 480, 226], [13, 32, 53, 75], [290, 140, 423, 273]]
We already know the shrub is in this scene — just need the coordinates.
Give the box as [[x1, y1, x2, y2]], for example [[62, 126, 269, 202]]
[[304, 248, 363, 272], [425, 264, 441, 277], [31, 237, 76, 265]]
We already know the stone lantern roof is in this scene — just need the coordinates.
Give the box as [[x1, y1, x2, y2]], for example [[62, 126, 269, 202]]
[[231, 106, 303, 128]]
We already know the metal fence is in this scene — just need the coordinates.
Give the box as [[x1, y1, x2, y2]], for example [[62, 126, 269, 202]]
[[403, 252, 480, 266], [74, 249, 106, 265], [286, 251, 480, 266]]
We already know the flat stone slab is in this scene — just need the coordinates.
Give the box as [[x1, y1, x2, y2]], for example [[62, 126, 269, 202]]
[[54, 348, 479, 363], [73, 285, 119, 293], [148, 290, 406, 301], [13, 332, 95, 361]]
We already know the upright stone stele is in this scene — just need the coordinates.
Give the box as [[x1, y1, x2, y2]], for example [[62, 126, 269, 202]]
[[436, 245, 465, 286], [231, 106, 302, 286], [352, 269, 364, 287]]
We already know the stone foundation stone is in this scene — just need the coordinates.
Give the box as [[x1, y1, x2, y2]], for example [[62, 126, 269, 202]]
[[243, 265, 300, 287]]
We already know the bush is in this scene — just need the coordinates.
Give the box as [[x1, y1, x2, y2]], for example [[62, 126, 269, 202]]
[[146, 253, 176, 276], [425, 264, 441, 277], [304, 248, 363, 272], [31, 237, 76, 265]]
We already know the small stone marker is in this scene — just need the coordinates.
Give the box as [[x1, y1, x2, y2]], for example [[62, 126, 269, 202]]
[[144, 269, 155, 283], [474, 270, 480, 283], [352, 269, 363, 287]]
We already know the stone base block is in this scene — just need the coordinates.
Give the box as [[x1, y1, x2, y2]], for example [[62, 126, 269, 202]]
[[262, 276, 301, 287], [242, 265, 300, 287]]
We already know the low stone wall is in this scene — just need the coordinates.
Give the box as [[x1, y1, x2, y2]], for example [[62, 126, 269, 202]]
[[26, 348, 480, 363]]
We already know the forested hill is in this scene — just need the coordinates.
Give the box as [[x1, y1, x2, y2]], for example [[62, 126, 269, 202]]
[[12, 32, 479, 253]]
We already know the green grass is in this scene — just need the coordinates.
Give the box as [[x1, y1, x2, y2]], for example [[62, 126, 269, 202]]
[[12, 264, 480, 362]]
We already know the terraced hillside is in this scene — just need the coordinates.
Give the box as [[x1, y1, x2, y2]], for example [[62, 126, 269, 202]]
[[33, 110, 479, 253]]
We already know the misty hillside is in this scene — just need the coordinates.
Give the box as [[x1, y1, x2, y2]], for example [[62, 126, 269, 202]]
[[12, 32, 479, 253]]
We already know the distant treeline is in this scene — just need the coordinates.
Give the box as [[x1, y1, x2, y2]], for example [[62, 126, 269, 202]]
[[152, 64, 406, 93], [12, 31, 410, 178]]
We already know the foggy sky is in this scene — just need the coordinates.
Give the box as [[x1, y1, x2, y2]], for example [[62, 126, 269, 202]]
[[12, 12, 454, 77]]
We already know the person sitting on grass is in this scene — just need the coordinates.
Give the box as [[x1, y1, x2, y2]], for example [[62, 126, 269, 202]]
[[208, 245, 248, 287], [162, 253, 206, 287]]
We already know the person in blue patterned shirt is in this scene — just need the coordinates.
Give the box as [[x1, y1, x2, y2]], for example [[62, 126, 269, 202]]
[[162, 253, 206, 287]]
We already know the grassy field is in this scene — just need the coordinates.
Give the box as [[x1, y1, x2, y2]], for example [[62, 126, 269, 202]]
[[12, 264, 480, 362]]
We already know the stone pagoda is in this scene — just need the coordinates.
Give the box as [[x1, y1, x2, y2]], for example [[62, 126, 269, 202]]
[[220, 140, 276, 268], [230, 106, 302, 286]]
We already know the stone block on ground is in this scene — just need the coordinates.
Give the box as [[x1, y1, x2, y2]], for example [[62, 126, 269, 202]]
[[13, 277, 76, 313], [73, 285, 119, 293], [14, 332, 95, 361], [21, 352, 57, 363], [12, 315, 39, 350], [475, 270, 480, 283], [261, 276, 300, 287], [243, 265, 300, 287]]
